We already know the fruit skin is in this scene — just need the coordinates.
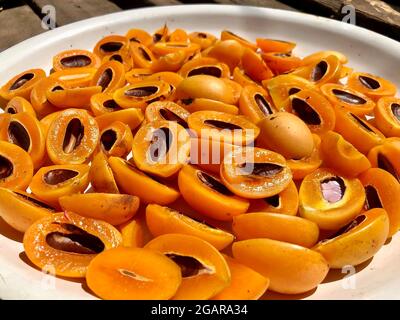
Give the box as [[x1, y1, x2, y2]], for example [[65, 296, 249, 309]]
[[334, 107, 384, 155], [0, 69, 46, 101], [287, 134, 323, 180], [258, 112, 314, 160], [0, 188, 54, 233], [212, 255, 269, 300], [95, 108, 144, 131], [187, 110, 260, 146], [86, 247, 182, 300], [232, 212, 319, 248], [99, 121, 133, 158], [299, 168, 366, 230], [232, 238, 329, 295], [207, 40, 244, 71], [146, 204, 234, 250], [29, 164, 90, 208], [320, 83, 375, 116], [0, 141, 34, 190], [132, 120, 190, 178], [359, 168, 400, 237], [59, 193, 140, 226], [367, 139, 400, 183], [23, 212, 122, 278], [238, 85, 275, 124], [347, 72, 397, 101], [109, 157, 180, 205], [241, 48, 273, 82], [248, 180, 299, 215], [46, 108, 99, 165], [119, 218, 144, 248], [220, 147, 292, 199], [264, 74, 316, 111], [287, 89, 336, 135], [374, 97, 400, 137], [175, 75, 235, 104], [0, 112, 47, 169], [145, 233, 231, 300], [89, 152, 119, 194], [178, 165, 249, 221], [313, 208, 389, 268], [321, 131, 371, 178]]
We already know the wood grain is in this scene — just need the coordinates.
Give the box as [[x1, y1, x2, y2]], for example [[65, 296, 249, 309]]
[[279, 0, 400, 40], [0, 5, 44, 52], [31, 0, 121, 26], [211, 0, 295, 10]]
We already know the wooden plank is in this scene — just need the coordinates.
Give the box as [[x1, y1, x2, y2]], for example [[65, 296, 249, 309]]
[[31, 0, 121, 26], [350, 0, 400, 26], [0, 5, 44, 52], [280, 0, 400, 40], [212, 0, 296, 10], [146, 0, 183, 5]]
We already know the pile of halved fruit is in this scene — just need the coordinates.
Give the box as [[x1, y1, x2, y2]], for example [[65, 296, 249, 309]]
[[0, 25, 399, 299]]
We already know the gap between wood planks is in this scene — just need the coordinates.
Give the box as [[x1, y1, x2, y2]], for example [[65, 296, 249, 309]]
[[279, 0, 400, 41]]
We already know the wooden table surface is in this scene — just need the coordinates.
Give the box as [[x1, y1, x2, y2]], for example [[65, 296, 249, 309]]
[[0, 0, 399, 52]]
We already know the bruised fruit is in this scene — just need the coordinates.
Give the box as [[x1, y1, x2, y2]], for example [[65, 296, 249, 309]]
[[59, 193, 140, 226]]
